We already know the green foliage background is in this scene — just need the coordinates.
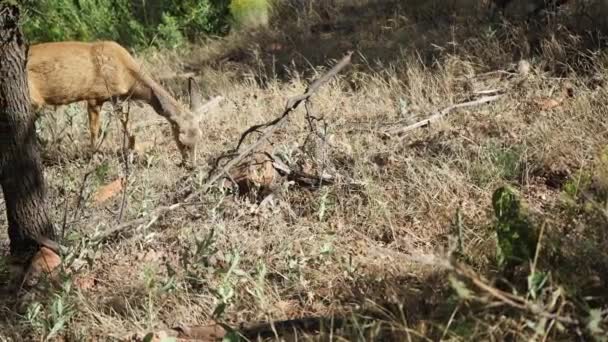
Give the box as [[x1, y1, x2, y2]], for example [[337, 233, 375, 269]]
[[19, 0, 269, 49]]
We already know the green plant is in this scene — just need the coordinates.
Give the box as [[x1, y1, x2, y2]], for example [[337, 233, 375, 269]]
[[180, 227, 219, 290], [470, 143, 523, 187], [587, 308, 608, 341], [20, 0, 232, 49], [230, 0, 271, 29], [22, 0, 131, 43], [491, 145, 522, 181], [211, 250, 241, 319], [24, 281, 75, 341], [156, 13, 185, 48], [492, 186, 538, 269], [562, 170, 593, 199]]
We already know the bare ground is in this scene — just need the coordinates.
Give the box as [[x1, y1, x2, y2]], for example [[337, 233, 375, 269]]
[[1, 0, 608, 340]]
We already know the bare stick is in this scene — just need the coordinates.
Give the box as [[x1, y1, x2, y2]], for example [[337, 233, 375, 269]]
[[452, 262, 578, 325], [92, 202, 183, 243], [384, 95, 502, 136], [117, 101, 131, 222], [206, 51, 353, 193], [73, 170, 94, 222], [473, 89, 503, 95]]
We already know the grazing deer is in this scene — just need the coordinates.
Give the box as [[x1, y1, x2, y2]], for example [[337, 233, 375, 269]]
[[26, 40, 204, 166]]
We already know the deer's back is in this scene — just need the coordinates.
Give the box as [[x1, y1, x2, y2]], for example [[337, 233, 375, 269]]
[[27, 41, 141, 106]]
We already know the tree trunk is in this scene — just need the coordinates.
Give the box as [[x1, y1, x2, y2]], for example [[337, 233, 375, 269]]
[[0, 4, 58, 279]]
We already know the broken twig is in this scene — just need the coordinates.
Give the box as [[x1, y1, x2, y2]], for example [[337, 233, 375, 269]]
[[204, 51, 353, 193], [384, 94, 502, 136]]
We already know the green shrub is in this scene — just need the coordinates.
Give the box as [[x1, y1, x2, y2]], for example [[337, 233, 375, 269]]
[[492, 186, 538, 269], [230, 0, 271, 29], [20, 0, 232, 49], [156, 13, 185, 48], [22, 0, 131, 43]]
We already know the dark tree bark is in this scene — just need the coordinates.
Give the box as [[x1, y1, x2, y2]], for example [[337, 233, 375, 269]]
[[0, 4, 58, 275]]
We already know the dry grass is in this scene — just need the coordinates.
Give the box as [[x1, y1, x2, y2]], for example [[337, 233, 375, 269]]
[[1, 0, 608, 340]]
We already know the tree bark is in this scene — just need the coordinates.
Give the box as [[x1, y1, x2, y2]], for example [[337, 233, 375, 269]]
[[0, 5, 57, 270]]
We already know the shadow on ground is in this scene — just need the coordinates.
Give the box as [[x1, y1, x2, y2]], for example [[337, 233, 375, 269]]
[[181, 0, 608, 91]]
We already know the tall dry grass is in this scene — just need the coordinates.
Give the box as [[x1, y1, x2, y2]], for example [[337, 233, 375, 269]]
[[0, 0, 608, 340]]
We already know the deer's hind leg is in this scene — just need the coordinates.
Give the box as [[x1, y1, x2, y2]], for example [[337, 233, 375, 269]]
[[87, 100, 103, 149]]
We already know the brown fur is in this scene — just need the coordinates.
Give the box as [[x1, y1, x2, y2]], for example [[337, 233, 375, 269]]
[[27, 41, 203, 165]]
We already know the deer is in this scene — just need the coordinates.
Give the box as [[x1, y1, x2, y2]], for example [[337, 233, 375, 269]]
[[26, 40, 204, 167]]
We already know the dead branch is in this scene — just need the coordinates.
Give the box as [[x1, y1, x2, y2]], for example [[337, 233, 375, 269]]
[[91, 202, 184, 243], [271, 155, 335, 187], [169, 316, 347, 340], [72, 169, 94, 222], [117, 101, 132, 222], [204, 51, 353, 193], [451, 262, 579, 325], [92, 52, 353, 243], [384, 94, 502, 136], [473, 89, 503, 96]]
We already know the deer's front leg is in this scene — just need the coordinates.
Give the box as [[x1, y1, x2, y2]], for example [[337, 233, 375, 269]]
[[87, 101, 103, 149]]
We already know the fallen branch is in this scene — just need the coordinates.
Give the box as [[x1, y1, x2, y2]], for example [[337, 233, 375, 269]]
[[168, 316, 346, 340], [269, 154, 335, 188], [91, 202, 184, 243], [452, 262, 579, 326], [384, 94, 502, 136], [203, 51, 353, 193], [473, 88, 503, 96]]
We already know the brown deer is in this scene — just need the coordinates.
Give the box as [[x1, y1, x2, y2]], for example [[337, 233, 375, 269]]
[[26, 40, 204, 166]]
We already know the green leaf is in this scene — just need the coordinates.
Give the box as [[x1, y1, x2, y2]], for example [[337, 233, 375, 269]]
[[527, 271, 548, 299], [142, 333, 155, 342], [222, 330, 242, 342], [449, 275, 473, 300], [213, 302, 227, 319], [587, 308, 606, 336], [492, 186, 538, 269]]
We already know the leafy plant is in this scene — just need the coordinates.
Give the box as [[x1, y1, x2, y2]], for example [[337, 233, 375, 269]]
[[212, 250, 241, 319], [492, 186, 538, 269], [20, 0, 233, 49], [24, 281, 75, 341], [562, 170, 592, 199], [230, 0, 271, 29]]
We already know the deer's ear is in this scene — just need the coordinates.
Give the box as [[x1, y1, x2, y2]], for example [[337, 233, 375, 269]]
[[188, 76, 203, 114]]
